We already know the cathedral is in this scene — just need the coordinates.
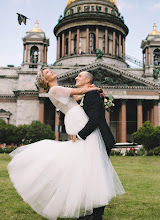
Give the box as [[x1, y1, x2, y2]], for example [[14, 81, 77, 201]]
[[0, 0, 160, 142]]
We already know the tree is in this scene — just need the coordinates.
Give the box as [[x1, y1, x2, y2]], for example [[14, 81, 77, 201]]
[[24, 121, 55, 144], [0, 119, 7, 144], [132, 121, 160, 151]]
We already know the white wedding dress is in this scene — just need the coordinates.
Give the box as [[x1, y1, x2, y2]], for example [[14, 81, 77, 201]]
[[8, 86, 125, 220]]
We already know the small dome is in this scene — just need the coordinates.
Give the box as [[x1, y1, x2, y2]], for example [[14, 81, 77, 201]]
[[149, 23, 160, 36], [66, 0, 117, 7], [30, 21, 43, 32]]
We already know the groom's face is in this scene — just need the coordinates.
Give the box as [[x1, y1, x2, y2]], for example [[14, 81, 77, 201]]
[[75, 72, 88, 88]]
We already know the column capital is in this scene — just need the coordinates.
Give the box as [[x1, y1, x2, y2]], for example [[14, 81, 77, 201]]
[[39, 97, 45, 104], [137, 99, 144, 104], [120, 99, 128, 104]]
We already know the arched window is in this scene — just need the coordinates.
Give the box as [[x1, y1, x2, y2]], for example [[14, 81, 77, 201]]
[[65, 38, 68, 55], [153, 49, 160, 66], [30, 46, 39, 63], [74, 35, 77, 54], [89, 33, 95, 54]]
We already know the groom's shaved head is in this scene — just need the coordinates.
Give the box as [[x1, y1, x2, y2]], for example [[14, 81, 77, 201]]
[[75, 71, 94, 88], [81, 71, 93, 84]]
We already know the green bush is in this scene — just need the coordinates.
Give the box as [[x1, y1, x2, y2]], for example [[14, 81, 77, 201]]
[[110, 149, 122, 156], [125, 148, 136, 156], [132, 121, 160, 152], [24, 121, 55, 144], [136, 147, 145, 156], [0, 120, 55, 146], [153, 146, 160, 156]]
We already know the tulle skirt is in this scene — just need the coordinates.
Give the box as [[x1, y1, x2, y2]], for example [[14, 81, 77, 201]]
[[8, 105, 125, 220]]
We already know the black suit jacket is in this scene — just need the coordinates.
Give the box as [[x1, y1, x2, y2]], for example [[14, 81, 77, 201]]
[[78, 91, 115, 156]]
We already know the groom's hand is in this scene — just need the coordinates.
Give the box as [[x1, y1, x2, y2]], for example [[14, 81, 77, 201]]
[[71, 135, 77, 142]]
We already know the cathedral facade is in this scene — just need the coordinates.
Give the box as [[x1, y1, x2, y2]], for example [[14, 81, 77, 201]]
[[0, 0, 160, 143]]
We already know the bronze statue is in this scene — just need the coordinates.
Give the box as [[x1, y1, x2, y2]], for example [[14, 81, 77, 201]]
[[153, 67, 159, 81]]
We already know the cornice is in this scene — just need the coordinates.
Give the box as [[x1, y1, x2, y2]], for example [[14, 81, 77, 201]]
[[13, 90, 38, 96], [0, 75, 18, 79], [54, 12, 128, 36]]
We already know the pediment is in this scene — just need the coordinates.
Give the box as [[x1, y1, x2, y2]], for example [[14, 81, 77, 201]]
[[58, 62, 159, 89], [148, 35, 160, 42], [25, 32, 44, 40]]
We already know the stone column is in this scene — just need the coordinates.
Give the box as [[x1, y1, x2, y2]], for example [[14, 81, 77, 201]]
[[68, 30, 72, 55], [57, 36, 60, 60], [153, 101, 159, 127], [113, 31, 116, 56], [25, 44, 28, 62], [40, 46, 42, 63], [150, 47, 153, 65], [105, 29, 108, 54], [39, 98, 45, 123], [23, 45, 25, 63], [44, 45, 47, 63], [119, 100, 127, 142], [55, 108, 60, 141], [143, 53, 145, 68], [77, 28, 80, 54], [145, 48, 148, 66], [122, 37, 125, 60], [119, 34, 121, 57], [137, 100, 143, 129], [105, 111, 110, 126], [96, 27, 99, 49], [62, 33, 65, 57], [86, 27, 89, 53]]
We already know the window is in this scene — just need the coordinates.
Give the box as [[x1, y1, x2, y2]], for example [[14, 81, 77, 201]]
[[153, 49, 160, 66], [91, 6, 94, 11], [89, 33, 96, 54], [70, 8, 74, 14], [30, 46, 39, 63], [84, 6, 90, 12], [77, 6, 81, 13], [96, 6, 101, 12], [105, 7, 108, 13], [111, 8, 116, 15]]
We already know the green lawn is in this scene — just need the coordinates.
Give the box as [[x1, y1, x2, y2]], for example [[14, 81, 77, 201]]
[[0, 154, 160, 220]]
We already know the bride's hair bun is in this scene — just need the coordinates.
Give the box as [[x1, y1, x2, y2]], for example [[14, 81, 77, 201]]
[[36, 67, 50, 93]]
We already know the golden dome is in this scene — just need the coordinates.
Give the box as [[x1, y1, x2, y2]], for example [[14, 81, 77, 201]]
[[30, 21, 43, 32], [66, 0, 117, 7], [149, 23, 160, 36]]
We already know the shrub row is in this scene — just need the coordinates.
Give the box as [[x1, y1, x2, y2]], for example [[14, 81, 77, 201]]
[[0, 120, 55, 146]]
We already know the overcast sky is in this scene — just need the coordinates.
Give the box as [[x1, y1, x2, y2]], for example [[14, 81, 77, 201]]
[[1, 0, 160, 67]]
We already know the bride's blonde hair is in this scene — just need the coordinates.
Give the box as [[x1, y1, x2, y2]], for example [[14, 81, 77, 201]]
[[36, 67, 50, 93]]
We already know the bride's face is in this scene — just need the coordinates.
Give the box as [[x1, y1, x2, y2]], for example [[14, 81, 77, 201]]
[[43, 68, 57, 83]]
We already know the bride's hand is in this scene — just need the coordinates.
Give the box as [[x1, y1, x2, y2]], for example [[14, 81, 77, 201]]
[[89, 84, 96, 88]]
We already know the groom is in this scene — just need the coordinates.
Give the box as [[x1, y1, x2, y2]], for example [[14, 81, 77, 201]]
[[71, 71, 115, 220]]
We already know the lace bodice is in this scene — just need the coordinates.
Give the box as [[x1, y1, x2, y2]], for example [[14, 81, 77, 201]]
[[48, 86, 78, 114]]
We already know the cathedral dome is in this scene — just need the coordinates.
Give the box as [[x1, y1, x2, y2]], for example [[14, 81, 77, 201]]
[[66, 0, 117, 7], [149, 23, 160, 36], [30, 21, 43, 32]]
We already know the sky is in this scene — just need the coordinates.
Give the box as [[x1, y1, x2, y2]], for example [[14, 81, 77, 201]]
[[1, 0, 160, 67]]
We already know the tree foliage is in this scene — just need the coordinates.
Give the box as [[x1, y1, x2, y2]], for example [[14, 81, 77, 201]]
[[132, 121, 160, 151], [0, 120, 55, 145]]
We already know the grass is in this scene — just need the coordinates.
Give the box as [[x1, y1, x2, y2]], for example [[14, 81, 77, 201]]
[[0, 154, 160, 220]]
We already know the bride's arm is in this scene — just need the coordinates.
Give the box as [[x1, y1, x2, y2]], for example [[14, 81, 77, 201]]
[[70, 87, 100, 96]]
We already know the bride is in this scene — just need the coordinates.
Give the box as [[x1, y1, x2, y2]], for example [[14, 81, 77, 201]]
[[8, 67, 125, 220]]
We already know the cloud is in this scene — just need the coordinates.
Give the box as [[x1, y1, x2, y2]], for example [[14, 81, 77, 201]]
[[117, 0, 133, 12], [152, 2, 160, 9], [11, 0, 30, 4]]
